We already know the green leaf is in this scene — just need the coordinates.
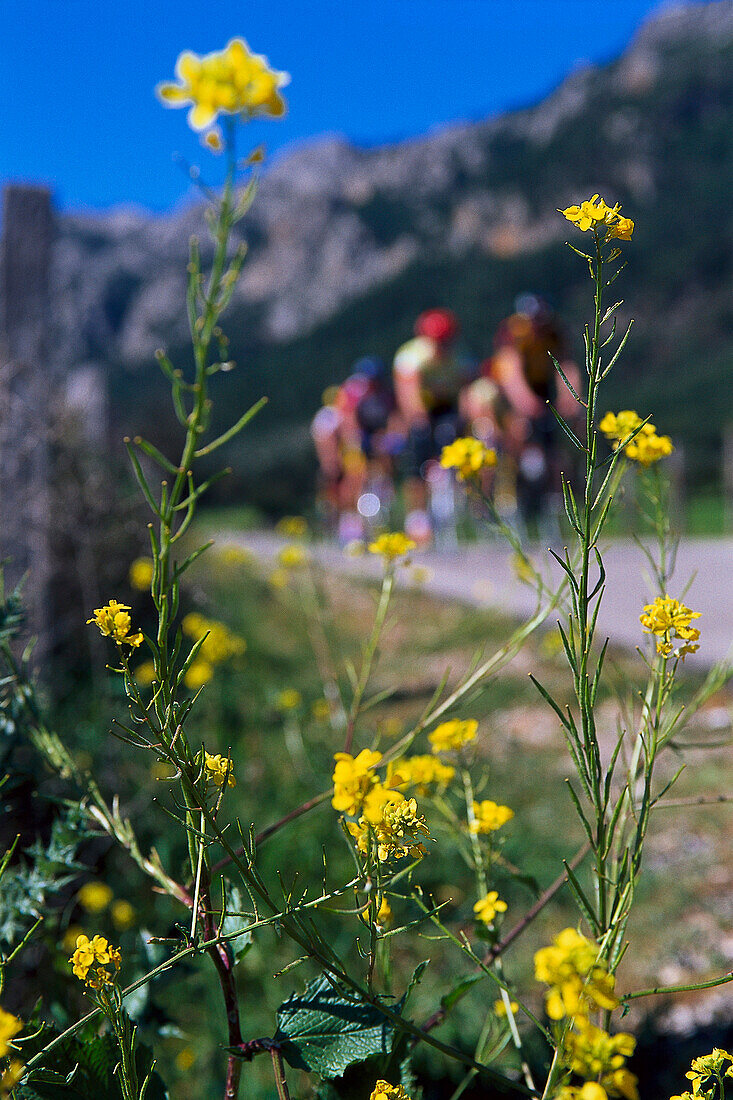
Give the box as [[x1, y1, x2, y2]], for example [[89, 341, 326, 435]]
[[274, 973, 396, 1078], [219, 883, 254, 963]]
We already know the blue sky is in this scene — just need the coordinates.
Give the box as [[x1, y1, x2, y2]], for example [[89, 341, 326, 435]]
[[0, 0, 704, 212]]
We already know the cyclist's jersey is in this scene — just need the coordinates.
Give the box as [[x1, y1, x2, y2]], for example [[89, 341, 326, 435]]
[[491, 313, 565, 402], [394, 336, 472, 413]]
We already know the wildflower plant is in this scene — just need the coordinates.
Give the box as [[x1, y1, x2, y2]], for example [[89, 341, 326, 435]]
[[1, 41, 731, 1100]]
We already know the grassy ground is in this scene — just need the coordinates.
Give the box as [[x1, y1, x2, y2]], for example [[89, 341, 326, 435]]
[[47, 545, 733, 1099]]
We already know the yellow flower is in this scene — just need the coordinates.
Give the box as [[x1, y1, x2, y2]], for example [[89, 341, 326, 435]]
[[204, 751, 236, 788], [78, 881, 113, 914], [69, 933, 121, 987], [558, 1086, 610, 1100], [388, 755, 455, 795], [277, 688, 302, 710], [560, 195, 622, 232], [217, 545, 253, 566], [640, 595, 701, 658], [176, 1047, 197, 1072], [368, 532, 416, 562], [565, 1018, 638, 1100], [185, 659, 215, 690], [370, 1082, 412, 1100], [626, 430, 673, 466], [473, 890, 507, 924], [535, 927, 619, 1020], [428, 718, 478, 753], [470, 799, 514, 834], [111, 900, 136, 931], [182, 614, 246, 663], [332, 749, 382, 815], [276, 516, 308, 539], [277, 544, 308, 569], [494, 998, 519, 1017], [87, 600, 144, 647], [599, 410, 644, 443], [684, 1048, 733, 1095], [0, 1008, 22, 1058], [134, 660, 157, 686], [377, 716, 404, 739], [62, 925, 86, 953], [268, 568, 290, 589], [129, 557, 154, 591], [440, 437, 497, 481], [311, 698, 331, 720], [1, 1058, 24, 1097], [606, 216, 634, 241], [599, 410, 673, 466], [376, 896, 392, 928], [156, 39, 289, 133], [348, 790, 430, 863]]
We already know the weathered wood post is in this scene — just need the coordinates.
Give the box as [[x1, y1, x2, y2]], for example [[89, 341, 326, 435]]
[[0, 185, 55, 652]]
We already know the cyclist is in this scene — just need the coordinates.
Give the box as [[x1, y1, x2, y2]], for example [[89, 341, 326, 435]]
[[468, 294, 582, 533], [311, 358, 401, 541], [393, 308, 475, 543]]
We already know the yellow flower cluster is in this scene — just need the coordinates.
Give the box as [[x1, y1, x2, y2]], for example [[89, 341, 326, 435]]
[[348, 794, 430, 863], [470, 799, 514, 834], [157, 38, 289, 137], [276, 516, 308, 539], [69, 933, 121, 988], [182, 612, 246, 689], [599, 410, 673, 467], [75, 883, 135, 930], [536, 930, 638, 1100], [1, 1058, 24, 1099], [78, 881, 113, 914], [370, 1082, 412, 1100], [87, 600, 144, 648], [534, 928, 618, 1020], [389, 754, 456, 795], [332, 749, 383, 816], [277, 688, 302, 710], [129, 557, 154, 591], [564, 1019, 638, 1100], [277, 544, 308, 569], [428, 718, 478, 753], [204, 751, 236, 788], [473, 890, 507, 925], [332, 751, 429, 863], [0, 1009, 21, 1060], [440, 437, 497, 481], [670, 1048, 733, 1100], [640, 595, 701, 659], [368, 532, 416, 562], [0, 1007, 22, 1100], [560, 195, 634, 240]]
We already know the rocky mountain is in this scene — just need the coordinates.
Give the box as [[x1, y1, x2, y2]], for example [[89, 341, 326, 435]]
[[41, 1, 733, 507]]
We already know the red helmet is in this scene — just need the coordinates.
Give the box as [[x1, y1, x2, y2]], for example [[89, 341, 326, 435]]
[[414, 308, 459, 344]]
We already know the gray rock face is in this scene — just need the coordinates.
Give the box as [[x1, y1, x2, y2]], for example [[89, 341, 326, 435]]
[[32, 0, 733, 371]]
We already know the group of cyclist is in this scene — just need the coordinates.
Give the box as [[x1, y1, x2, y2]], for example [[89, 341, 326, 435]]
[[311, 296, 583, 546]]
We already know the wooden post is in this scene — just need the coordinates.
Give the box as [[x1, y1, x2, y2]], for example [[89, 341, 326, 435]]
[[0, 185, 55, 651]]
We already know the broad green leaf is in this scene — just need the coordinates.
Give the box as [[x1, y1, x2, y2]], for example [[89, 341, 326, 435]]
[[274, 973, 395, 1078]]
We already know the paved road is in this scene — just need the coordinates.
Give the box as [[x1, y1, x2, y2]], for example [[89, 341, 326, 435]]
[[236, 532, 733, 669]]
